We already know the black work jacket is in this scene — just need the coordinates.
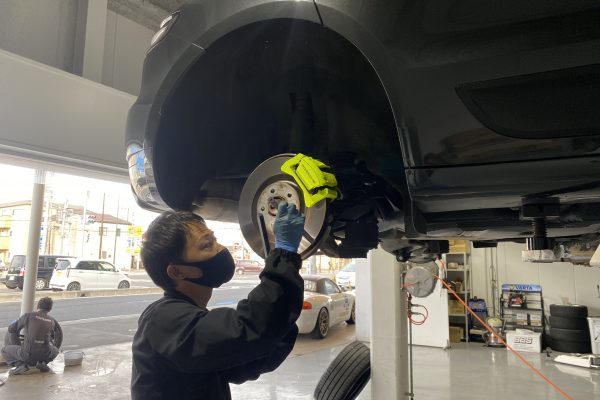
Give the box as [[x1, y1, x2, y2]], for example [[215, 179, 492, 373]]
[[8, 311, 57, 363], [131, 249, 303, 400]]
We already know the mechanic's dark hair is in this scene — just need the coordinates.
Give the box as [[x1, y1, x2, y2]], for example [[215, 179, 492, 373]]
[[141, 210, 206, 290], [37, 297, 53, 312]]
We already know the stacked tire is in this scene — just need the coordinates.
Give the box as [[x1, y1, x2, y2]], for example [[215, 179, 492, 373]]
[[549, 304, 591, 354]]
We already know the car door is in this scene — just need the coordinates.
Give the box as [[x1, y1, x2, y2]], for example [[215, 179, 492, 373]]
[[248, 261, 263, 273], [96, 261, 120, 289], [322, 279, 349, 325], [71, 261, 98, 289], [41, 256, 59, 283]]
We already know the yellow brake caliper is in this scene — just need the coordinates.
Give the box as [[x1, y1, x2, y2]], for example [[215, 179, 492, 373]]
[[280, 153, 340, 207]]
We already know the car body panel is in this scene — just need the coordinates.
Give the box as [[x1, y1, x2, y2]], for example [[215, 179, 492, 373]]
[[335, 263, 357, 289], [315, 0, 600, 168], [234, 259, 264, 274], [5, 255, 71, 289], [296, 276, 354, 335]]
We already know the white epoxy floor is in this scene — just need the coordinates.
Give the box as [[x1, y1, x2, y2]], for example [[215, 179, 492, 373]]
[[2, 328, 598, 399]]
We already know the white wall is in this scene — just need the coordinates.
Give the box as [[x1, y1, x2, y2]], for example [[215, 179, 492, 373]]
[[103, 10, 154, 95], [0, 48, 134, 178], [0, 0, 81, 72], [471, 242, 600, 317], [0, 1, 155, 96]]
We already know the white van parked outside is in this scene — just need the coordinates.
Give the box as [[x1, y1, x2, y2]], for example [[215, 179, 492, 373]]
[[50, 258, 131, 291]]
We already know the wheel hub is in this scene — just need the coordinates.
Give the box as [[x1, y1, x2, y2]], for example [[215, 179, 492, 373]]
[[239, 154, 329, 259]]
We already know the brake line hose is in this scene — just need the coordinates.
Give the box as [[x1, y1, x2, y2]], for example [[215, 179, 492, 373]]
[[435, 275, 574, 400]]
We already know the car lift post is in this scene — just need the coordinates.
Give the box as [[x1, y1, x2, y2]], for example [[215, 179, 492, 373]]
[[369, 247, 410, 399], [20, 169, 46, 316]]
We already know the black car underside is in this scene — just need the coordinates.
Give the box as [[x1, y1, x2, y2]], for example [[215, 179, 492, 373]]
[[147, 17, 600, 261]]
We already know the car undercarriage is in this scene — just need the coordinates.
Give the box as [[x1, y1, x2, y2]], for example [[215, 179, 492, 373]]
[[126, 1, 600, 263]]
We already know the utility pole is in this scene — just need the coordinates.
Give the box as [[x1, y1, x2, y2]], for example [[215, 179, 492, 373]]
[[81, 190, 89, 256], [98, 193, 105, 259], [112, 196, 120, 264], [60, 200, 68, 254], [45, 190, 52, 254]]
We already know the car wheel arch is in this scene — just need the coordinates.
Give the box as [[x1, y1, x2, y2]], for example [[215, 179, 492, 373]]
[[150, 15, 402, 215]]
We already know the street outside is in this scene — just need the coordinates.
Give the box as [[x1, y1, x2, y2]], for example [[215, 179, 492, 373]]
[[0, 271, 261, 349], [0, 271, 354, 351]]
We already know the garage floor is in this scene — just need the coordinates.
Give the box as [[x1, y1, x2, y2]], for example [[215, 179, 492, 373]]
[[233, 342, 599, 400], [1, 326, 598, 399]]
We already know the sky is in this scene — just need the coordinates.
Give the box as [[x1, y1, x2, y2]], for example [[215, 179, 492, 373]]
[[0, 163, 245, 245], [0, 163, 156, 227]]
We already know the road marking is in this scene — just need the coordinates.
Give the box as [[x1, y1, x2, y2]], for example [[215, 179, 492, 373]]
[[214, 300, 237, 306], [60, 314, 140, 325]]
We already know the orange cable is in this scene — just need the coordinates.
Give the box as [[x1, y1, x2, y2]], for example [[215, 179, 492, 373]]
[[434, 275, 574, 400]]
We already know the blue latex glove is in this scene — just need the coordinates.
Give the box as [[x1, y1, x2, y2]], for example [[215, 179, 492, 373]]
[[274, 202, 305, 253]]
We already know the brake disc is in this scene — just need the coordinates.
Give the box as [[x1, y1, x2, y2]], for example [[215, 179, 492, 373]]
[[238, 154, 329, 260]]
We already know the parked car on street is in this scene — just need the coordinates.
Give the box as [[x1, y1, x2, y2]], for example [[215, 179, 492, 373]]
[[335, 263, 356, 289], [296, 275, 355, 339], [234, 259, 264, 275], [5, 255, 72, 290], [50, 258, 131, 291]]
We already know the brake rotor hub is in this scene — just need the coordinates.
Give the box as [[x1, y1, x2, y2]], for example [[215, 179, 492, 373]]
[[238, 154, 329, 259]]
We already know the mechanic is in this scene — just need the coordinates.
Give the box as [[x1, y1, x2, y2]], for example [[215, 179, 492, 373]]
[[131, 202, 305, 400], [1, 297, 59, 375]]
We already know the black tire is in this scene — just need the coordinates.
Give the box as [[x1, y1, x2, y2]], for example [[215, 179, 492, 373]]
[[35, 278, 48, 291], [549, 304, 588, 319], [551, 339, 591, 354], [314, 341, 371, 400], [346, 303, 356, 325], [550, 328, 590, 343], [549, 316, 589, 331], [313, 308, 330, 339], [118, 280, 130, 289], [66, 282, 80, 291]]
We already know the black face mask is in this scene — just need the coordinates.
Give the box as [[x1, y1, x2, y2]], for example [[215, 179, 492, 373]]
[[179, 249, 236, 288]]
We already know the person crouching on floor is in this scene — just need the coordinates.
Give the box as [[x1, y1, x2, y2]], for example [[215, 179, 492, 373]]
[[1, 297, 60, 375]]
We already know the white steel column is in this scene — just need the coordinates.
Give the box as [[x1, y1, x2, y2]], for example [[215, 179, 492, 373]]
[[370, 247, 409, 400], [20, 169, 46, 315], [82, 0, 108, 82], [354, 257, 371, 342]]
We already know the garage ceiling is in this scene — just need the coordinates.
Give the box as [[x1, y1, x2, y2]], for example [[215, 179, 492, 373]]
[[108, 0, 187, 30]]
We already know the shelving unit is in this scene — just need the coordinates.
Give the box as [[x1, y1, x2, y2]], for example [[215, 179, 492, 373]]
[[443, 252, 471, 342], [500, 284, 545, 335]]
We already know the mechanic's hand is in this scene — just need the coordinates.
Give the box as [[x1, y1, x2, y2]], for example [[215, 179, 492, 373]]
[[274, 201, 305, 253]]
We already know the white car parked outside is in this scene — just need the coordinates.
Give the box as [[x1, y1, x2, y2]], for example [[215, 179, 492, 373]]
[[296, 275, 355, 339], [335, 263, 357, 288], [50, 258, 131, 291]]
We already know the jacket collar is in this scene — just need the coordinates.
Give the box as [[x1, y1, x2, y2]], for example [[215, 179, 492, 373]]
[[163, 289, 207, 311]]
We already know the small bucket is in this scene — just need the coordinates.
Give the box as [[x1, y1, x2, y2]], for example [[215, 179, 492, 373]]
[[63, 350, 85, 366]]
